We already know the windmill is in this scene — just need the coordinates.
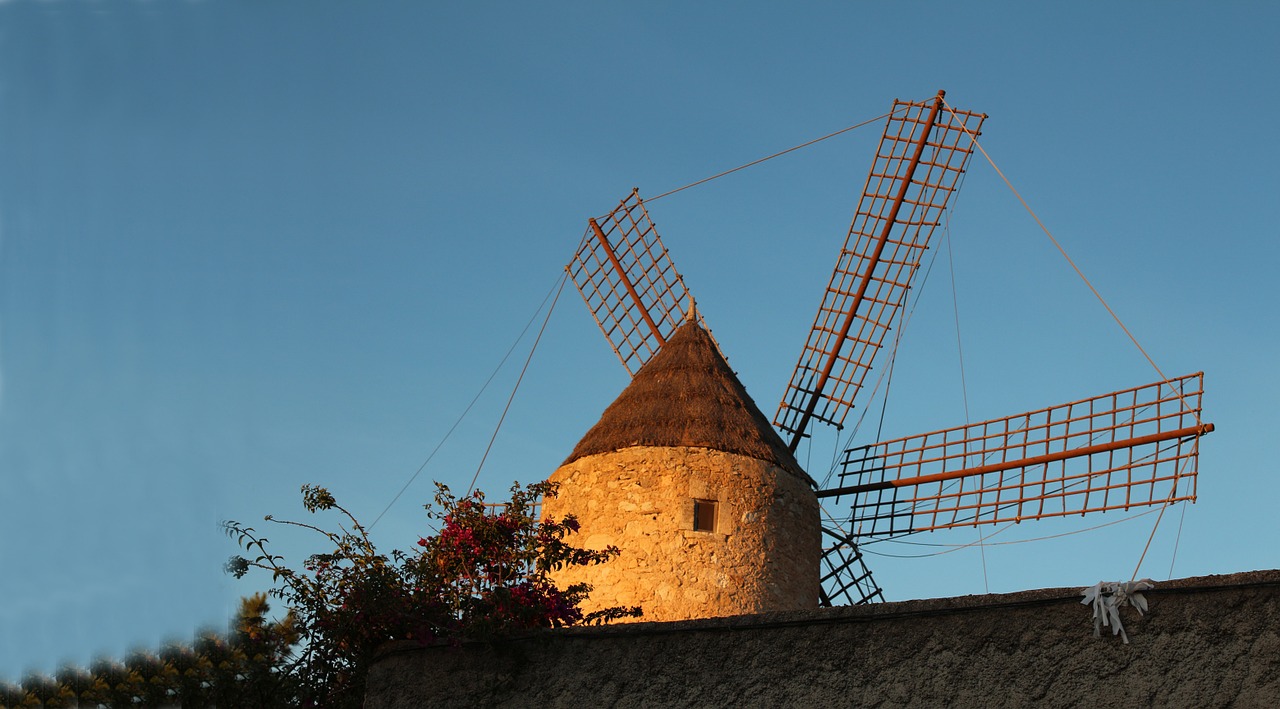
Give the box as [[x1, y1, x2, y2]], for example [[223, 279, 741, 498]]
[[560, 90, 1213, 608]]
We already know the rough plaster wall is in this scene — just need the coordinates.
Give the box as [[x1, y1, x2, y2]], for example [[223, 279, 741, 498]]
[[367, 571, 1280, 708], [542, 447, 820, 622]]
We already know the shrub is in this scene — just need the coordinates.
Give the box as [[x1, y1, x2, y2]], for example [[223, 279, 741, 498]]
[[223, 480, 640, 708]]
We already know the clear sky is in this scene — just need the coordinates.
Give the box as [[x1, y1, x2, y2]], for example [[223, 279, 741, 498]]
[[2, 0, 1277, 680]]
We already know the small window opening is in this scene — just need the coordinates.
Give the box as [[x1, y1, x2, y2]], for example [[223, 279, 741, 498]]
[[693, 499, 717, 532]]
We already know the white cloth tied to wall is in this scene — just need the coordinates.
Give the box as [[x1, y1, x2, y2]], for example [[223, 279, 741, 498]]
[[1081, 579, 1155, 644]]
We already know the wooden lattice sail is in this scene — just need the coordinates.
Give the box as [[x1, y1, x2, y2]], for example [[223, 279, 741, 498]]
[[774, 92, 986, 452], [566, 188, 718, 375], [820, 525, 885, 605], [821, 373, 1213, 538]]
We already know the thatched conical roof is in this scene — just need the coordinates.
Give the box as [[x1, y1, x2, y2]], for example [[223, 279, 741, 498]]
[[564, 320, 809, 481]]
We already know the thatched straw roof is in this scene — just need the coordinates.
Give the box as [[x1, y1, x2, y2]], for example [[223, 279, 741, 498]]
[[564, 320, 810, 482]]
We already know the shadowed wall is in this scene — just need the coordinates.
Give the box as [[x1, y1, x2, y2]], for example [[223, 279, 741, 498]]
[[367, 570, 1280, 708]]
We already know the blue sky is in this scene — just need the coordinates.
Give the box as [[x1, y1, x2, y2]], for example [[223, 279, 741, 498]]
[[2, 0, 1277, 680]]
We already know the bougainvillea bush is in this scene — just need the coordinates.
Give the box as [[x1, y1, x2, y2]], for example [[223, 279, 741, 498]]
[[223, 480, 640, 708]]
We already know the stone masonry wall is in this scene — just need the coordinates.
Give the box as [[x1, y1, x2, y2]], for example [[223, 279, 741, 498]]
[[366, 570, 1280, 708], [542, 446, 820, 622]]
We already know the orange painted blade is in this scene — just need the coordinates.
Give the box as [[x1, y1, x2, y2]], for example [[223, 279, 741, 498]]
[[775, 95, 985, 449], [822, 373, 1211, 538], [567, 189, 719, 375]]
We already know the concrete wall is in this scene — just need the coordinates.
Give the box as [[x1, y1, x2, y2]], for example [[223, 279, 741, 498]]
[[366, 570, 1280, 708], [543, 447, 819, 622]]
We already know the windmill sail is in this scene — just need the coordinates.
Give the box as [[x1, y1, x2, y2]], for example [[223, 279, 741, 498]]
[[775, 92, 986, 451], [567, 188, 718, 375], [822, 373, 1213, 538], [821, 525, 885, 605]]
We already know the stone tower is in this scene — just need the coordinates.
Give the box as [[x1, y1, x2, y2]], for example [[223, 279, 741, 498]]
[[543, 320, 820, 622]]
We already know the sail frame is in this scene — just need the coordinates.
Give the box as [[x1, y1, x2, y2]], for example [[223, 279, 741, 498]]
[[824, 373, 1211, 538], [775, 94, 986, 449]]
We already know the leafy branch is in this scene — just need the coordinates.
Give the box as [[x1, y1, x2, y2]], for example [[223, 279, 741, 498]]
[[222, 479, 640, 708]]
